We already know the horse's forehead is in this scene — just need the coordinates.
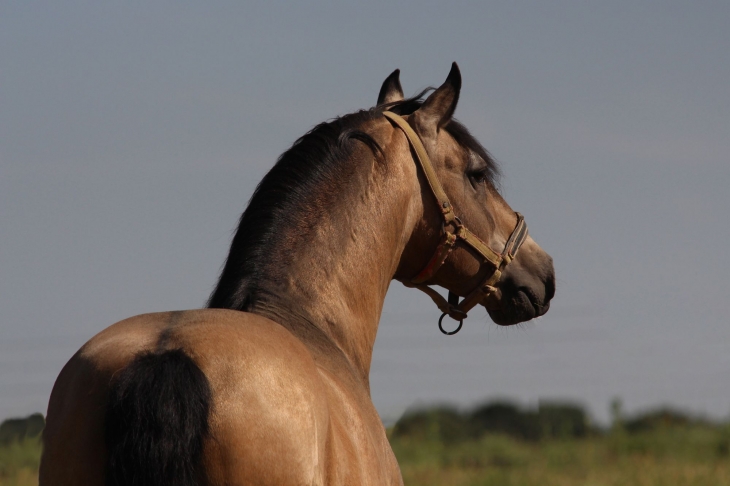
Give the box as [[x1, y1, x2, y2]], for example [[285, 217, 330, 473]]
[[362, 116, 399, 146], [367, 113, 468, 168], [437, 130, 469, 168]]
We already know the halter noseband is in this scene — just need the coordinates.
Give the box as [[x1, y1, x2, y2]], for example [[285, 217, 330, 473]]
[[383, 111, 529, 335]]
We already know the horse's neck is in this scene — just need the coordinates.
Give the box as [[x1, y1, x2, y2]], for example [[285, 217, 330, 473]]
[[254, 150, 418, 386]]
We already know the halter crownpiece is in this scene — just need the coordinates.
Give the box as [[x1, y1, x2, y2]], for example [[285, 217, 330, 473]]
[[383, 111, 529, 335]]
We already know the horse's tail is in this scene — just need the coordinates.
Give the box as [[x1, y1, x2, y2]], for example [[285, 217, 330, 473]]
[[104, 348, 212, 486]]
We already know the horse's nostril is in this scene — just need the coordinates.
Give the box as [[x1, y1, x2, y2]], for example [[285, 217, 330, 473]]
[[544, 273, 556, 302]]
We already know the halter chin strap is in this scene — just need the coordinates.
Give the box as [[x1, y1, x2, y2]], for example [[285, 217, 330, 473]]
[[383, 111, 529, 335]]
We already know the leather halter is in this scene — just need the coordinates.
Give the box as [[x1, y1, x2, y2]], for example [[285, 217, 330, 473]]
[[383, 111, 529, 335]]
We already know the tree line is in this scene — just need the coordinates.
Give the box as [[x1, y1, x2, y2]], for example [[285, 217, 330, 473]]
[[390, 400, 725, 443]]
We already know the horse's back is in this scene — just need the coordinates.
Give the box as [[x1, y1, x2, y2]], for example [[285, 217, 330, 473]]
[[40, 309, 331, 485]]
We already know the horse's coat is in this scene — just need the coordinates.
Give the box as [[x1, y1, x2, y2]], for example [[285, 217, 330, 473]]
[[40, 64, 555, 485]]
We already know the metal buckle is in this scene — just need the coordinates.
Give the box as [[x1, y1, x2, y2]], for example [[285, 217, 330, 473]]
[[438, 312, 464, 335], [441, 216, 463, 235]]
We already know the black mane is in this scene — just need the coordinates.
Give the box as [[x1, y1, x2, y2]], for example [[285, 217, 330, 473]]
[[207, 95, 499, 311]]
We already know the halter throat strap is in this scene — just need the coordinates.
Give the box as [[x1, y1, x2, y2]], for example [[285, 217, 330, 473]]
[[383, 111, 529, 333]]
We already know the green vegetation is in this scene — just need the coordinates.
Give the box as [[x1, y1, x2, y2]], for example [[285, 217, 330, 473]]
[[392, 401, 591, 443], [0, 438, 40, 486], [390, 400, 730, 485], [0, 415, 43, 486], [2, 404, 730, 486], [391, 427, 730, 486]]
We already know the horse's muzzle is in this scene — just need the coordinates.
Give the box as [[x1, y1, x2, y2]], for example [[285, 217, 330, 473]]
[[487, 263, 555, 326]]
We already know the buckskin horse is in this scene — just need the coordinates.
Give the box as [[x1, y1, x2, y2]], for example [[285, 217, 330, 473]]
[[40, 63, 555, 485]]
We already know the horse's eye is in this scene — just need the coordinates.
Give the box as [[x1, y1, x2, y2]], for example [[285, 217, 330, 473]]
[[469, 170, 489, 185]]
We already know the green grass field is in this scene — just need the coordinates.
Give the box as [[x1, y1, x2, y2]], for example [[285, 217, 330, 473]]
[[2, 410, 729, 486], [391, 427, 730, 485], [0, 438, 40, 486]]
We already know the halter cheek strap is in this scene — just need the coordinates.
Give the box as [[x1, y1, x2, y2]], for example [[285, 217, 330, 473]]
[[383, 111, 529, 335]]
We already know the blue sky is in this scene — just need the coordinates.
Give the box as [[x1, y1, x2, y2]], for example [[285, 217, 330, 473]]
[[1, 2, 729, 424]]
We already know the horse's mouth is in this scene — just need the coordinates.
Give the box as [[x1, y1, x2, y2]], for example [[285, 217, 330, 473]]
[[486, 288, 549, 326]]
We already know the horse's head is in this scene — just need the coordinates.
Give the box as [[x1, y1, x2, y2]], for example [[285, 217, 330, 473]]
[[383, 64, 555, 328]]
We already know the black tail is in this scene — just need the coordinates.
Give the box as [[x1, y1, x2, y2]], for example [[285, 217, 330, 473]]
[[105, 349, 212, 486]]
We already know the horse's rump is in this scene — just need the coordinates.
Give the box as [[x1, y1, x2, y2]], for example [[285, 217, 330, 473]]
[[105, 348, 212, 486]]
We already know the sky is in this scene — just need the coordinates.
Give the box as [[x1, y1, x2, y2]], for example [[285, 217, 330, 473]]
[[1, 2, 729, 425]]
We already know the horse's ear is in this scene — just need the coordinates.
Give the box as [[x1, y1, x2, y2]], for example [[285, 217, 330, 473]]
[[377, 69, 404, 106], [413, 62, 461, 137]]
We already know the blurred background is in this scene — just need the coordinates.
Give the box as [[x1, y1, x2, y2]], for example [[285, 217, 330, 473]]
[[1, 1, 729, 433]]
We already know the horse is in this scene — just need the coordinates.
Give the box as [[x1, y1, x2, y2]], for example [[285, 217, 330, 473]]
[[40, 63, 555, 485]]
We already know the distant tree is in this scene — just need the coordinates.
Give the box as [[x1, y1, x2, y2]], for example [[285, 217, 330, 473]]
[[624, 407, 702, 433], [610, 397, 624, 433], [536, 402, 590, 439], [392, 400, 601, 443], [0, 413, 45, 445], [469, 401, 540, 441], [391, 406, 467, 443]]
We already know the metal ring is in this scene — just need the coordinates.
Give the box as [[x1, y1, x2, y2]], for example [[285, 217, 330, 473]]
[[438, 313, 464, 335]]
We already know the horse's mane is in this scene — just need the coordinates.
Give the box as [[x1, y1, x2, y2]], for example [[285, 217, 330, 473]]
[[207, 94, 499, 311]]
